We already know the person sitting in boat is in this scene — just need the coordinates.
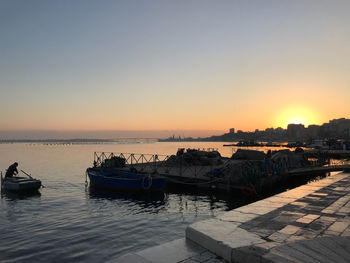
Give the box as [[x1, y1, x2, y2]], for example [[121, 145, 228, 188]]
[[5, 162, 19, 178]]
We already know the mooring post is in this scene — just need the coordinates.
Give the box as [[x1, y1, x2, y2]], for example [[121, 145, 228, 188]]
[[180, 155, 183, 176]]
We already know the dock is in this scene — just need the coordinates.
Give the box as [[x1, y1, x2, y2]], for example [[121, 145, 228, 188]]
[[93, 151, 350, 193], [116, 171, 350, 262], [304, 149, 350, 159]]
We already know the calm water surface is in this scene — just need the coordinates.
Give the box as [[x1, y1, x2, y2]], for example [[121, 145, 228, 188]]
[[0, 142, 287, 262]]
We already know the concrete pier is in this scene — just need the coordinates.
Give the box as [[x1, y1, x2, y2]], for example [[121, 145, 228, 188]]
[[116, 172, 350, 263], [187, 172, 350, 262]]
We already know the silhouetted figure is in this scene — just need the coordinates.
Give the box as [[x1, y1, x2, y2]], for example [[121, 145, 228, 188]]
[[5, 162, 19, 178]]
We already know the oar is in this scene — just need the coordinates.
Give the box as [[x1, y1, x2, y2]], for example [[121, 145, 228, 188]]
[[20, 170, 45, 188], [21, 170, 33, 179]]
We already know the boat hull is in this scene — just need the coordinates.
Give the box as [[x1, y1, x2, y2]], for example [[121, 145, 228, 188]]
[[1, 177, 41, 192], [86, 168, 166, 191]]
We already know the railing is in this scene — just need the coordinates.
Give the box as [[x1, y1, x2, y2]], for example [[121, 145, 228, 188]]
[[93, 151, 227, 178]]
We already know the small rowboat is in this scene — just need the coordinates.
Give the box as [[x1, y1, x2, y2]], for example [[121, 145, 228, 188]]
[[1, 176, 41, 192], [86, 168, 166, 191]]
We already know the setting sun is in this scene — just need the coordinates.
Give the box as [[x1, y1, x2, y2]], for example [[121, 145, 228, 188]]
[[275, 106, 320, 128]]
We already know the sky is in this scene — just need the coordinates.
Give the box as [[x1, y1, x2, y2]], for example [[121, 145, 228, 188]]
[[1, 0, 349, 139]]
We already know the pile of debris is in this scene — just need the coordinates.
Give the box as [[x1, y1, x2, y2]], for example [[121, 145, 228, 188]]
[[232, 149, 266, 160], [100, 156, 126, 168], [166, 148, 224, 166], [217, 149, 310, 187]]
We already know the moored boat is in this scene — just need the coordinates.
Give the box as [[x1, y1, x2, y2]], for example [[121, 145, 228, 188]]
[[86, 167, 166, 191], [1, 176, 42, 192]]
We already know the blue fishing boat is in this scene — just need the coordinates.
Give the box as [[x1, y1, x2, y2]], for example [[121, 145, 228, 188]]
[[86, 168, 166, 191]]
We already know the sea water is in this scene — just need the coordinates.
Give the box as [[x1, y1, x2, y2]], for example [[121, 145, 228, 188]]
[[0, 141, 288, 262], [0, 142, 229, 262]]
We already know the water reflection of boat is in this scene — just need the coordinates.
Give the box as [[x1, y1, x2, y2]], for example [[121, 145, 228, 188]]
[[1, 188, 41, 199], [86, 168, 166, 191], [88, 186, 166, 208]]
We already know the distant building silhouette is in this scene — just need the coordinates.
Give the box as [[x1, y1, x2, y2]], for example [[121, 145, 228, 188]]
[[287, 124, 305, 141]]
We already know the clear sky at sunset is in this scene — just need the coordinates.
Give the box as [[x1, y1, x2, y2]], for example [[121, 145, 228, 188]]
[[1, 0, 349, 138]]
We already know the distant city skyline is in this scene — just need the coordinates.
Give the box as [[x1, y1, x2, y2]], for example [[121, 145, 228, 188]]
[[1, 117, 348, 140], [1, 1, 349, 135]]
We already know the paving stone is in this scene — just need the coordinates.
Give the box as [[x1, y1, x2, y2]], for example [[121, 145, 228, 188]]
[[184, 173, 350, 263], [285, 235, 307, 242], [264, 236, 350, 263], [251, 228, 276, 238], [204, 257, 225, 263], [307, 219, 329, 232], [267, 232, 290, 243], [134, 238, 207, 263], [327, 221, 349, 233], [259, 220, 286, 231], [295, 214, 320, 225], [205, 258, 225, 263], [319, 215, 337, 222], [338, 206, 350, 213], [272, 212, 303, 224], [255, 241, 281, 250], [322, 208, 337, 214], [289, 221, 308, 228], [296, 216, 315, 224], [316, 237, 350, 262], [278, 225, 300, 235], [217, 210, 257, 223], [322, 230, 341, 236], [311, 192, 329, 196], [268, 243, 321, 263], [304, 196, 321, 200], [231, 246, 265, 263], [235, 205, 277, 215], [335, 211, 348, 216], [180, 259, 200, 263], [290, 201, 308, 207], [295, 229, 318, 239], [115, 253, 152, 263], [302, 205, 324, 213], [189, 250, 217, 262], [262, 251, 296, 263]]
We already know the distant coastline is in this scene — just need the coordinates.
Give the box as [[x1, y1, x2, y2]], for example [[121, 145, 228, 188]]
[[159, 118, 350, 143], [1, 118, 349, 144], [0, 138, 157, 144]]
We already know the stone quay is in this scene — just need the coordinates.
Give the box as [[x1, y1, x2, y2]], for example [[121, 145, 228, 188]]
[[117, 171, 350, 263]]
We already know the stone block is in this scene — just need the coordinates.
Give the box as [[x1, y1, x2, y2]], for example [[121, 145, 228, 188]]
[[235, 205, 277, 215], [285, 235, 306, 242], [278, 225, 300, 235], [295, 229, 318, 239], [268, 232, 289, 243], [327, 221, 349, 233], [134, 238, 206, 263], [186, 221, 263, 262], [217, 210, 257, 223], [231, 245, 266, 263]]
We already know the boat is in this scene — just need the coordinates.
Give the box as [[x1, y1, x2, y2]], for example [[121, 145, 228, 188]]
[[86, 167, 166, 191], [1, 176, 42, 192]]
